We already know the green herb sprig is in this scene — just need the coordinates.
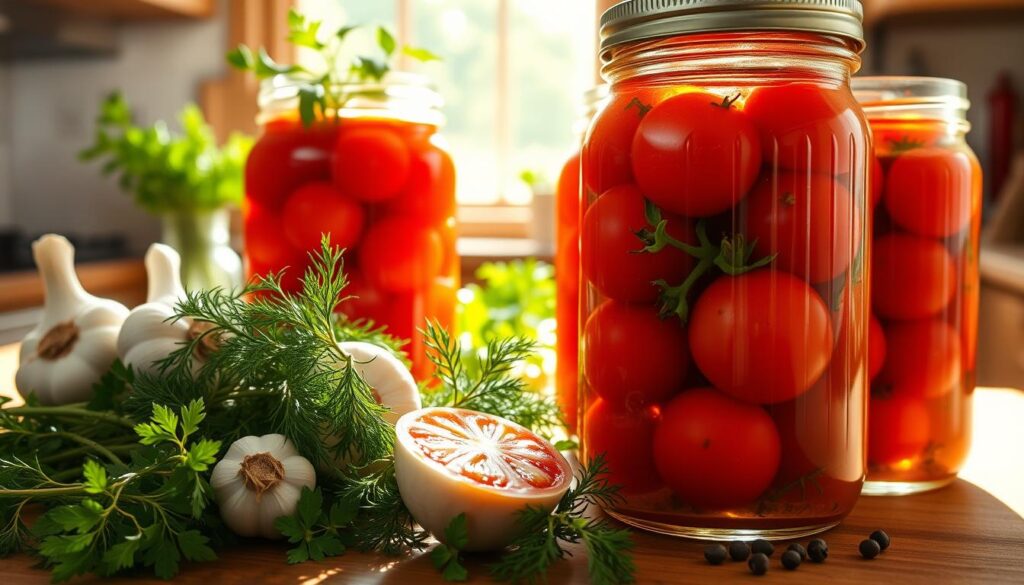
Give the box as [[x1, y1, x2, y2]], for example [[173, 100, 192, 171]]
[[0, 400, 220, 582], [79, 92, 252, 214], [490, 456, 636, 585], [228, 9, 440, 126]]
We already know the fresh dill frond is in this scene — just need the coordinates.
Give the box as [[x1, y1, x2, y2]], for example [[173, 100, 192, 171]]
[[164, 238, 395, 470], [421, 321, 564, 434], [337, 461, 428, 555], [490, 456, 636, 585]]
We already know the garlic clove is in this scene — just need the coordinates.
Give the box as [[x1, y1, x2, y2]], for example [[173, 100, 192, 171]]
[[16, 234, 128, 405], [144, 243, 186, 305], [256, 434, 298, 458], [259, 482, 301, 539], [280, 455, 317, 487], [42, 355, 103, 404]]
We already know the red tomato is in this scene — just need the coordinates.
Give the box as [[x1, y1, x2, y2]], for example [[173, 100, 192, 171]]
[[868, 314, 886, 381], [583, 399, 661, 493], [871, 234, 956, 320], [870, 155, 884, 208], [744, 83, 866, 175], [877, 319, 961, 399], [556, 151, 581, 230], [246, 123, 336, 208], [653, 388, 781, 509], [385, 141, 456, 224], [583, 89, 662, 195], [244, 203, 300, 267], [581, 184, 693, 303], [333, 126, 411, 202], [583, 301, 688, 408], [358, 217, 443, 292], [281, 182, 365, 252], [632, 92, 761, 217], [689, 271, 833, 404], [556, 227, 580, 430], [884, 147, 974, 238], [769, 373, 866, 487], [744, 172, 858, 283], [868, 395, 930, 464], [338, 266, 393, 324]]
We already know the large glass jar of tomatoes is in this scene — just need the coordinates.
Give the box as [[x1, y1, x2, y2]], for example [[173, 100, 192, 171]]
[[852, 77, 981, 496], [579, 0, 870, 539], [244, 75, 457, 379], [555, 85, 607, 432]]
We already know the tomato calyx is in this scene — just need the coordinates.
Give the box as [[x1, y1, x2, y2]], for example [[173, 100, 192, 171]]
[[624, 97, 653, 118], [636, 202, 775, 321], [711, 93, 742, 109]]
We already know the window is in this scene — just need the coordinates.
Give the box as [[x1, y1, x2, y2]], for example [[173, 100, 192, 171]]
[[296, 0, 597, 207]]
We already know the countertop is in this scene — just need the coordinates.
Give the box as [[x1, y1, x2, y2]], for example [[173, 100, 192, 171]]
[[1, 343, 1023, 584]]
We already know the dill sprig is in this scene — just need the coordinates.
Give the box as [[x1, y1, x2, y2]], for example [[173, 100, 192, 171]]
[[336, 460, 428, 555], [490, 456, 636, 585], [421, 322, 564, 434], [160, 239, 396, 471]]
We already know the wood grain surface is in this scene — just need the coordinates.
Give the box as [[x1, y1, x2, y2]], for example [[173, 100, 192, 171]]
[[0, 479, 1021, 584]]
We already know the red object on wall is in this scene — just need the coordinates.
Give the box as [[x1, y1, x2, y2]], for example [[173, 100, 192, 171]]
[[988, 73, 1018, 201]]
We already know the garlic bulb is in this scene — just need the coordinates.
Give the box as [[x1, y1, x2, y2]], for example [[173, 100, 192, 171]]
[[16, 235, 129, 405], [117, 244, 213, 376], [210, 434, 316, 539], [339, 341, 421, 424]]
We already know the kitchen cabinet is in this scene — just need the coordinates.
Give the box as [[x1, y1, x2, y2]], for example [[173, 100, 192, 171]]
[[30, 0, 214, 20]]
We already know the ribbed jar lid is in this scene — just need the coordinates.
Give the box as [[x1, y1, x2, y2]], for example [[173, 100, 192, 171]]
[[600, 0, 865, 60]]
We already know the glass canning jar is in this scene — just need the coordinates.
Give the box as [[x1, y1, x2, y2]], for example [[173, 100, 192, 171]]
[[579, 0, 870, 539], [244, 74, 458, 379], [853, 77, 981, 496], [555, 85, 607, 432]]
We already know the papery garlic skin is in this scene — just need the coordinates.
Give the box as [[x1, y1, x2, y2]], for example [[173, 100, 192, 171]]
[[210, 434, 316, 539], [117, 244, 198, 377], [16, 235, 129, 405]]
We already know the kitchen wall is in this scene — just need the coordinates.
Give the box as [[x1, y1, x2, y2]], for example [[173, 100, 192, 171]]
[[862, 18, 1024, 202], [0, 64, 12, 228], [2, 1, 228, 254]]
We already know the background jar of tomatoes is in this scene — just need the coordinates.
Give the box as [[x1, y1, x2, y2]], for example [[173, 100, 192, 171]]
[[579, 0, 870, 539], [245, 74, 457, 379], [555, 85, 607, 432], [852, 77, 981, 496]]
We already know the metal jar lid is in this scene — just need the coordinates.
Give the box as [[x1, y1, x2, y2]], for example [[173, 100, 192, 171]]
[[600, 0, 865, 60]]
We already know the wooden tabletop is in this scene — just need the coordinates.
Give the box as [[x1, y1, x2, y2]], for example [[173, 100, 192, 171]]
[[0, 479, 1021, 584], [1, 343, 1023, 584]]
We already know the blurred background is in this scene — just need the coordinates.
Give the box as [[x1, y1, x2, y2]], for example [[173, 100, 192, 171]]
[[0, 0, 1023, 387]]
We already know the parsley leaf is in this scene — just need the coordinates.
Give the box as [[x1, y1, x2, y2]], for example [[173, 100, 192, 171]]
[[274, 487, 351, 565], [431, 513, 469, 581]]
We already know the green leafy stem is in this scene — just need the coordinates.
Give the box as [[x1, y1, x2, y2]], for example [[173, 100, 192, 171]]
[[635, 201, 775, 322]]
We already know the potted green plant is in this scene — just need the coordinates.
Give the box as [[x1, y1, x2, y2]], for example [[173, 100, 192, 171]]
[[80, 92, 253, 291]]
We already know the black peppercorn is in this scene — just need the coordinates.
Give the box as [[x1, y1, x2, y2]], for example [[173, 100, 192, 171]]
[[786, 542, 808, 560], [781, 549, 802, 570], [729, 540, 751, 561], [751, 539, 774, 557], [807, 538, 829, 563], [704, 544, 728, 565], [859, 538, 881, 559], [870, 529, 891, 551], [748, 552, 769, 575]]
